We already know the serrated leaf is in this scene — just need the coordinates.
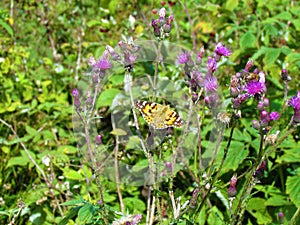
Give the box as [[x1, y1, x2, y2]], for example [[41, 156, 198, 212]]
[[217, 141, 249, 173], [240, 32, 256, 50], [286, 174, 300, 207]]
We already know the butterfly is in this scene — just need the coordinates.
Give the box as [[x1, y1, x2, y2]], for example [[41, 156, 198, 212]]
[[134, 100, 184, 129]]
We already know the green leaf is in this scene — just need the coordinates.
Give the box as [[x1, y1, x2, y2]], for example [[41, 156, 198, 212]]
[[225, 0, 239, 11], [217, 141, 248, 173], [78, 204, 94, 223], [123, 197, 146, 214], [240, 32, 256, 50], [7, 156, 29, 167], [273, 12, 292, 21], [286, 52, 300, 64], [63, 168, 83, 180], [247, 198, 272, 224], [265, 195, 290, 206], [286, 174, 300, 208], [264, 48, 281, 66], [96, 88, 120, 107], [207, 206, 224, 225], [58, 145, 78, 154], [0, 18, 14, 37], [61, 199, 84, 206], [293, 19, 300, 31]]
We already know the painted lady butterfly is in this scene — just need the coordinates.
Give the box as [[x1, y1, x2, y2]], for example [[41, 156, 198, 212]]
[[134, 100, 184, 129]]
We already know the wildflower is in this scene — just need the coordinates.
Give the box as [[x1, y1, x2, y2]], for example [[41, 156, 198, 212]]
[[206, 57, 217, 73], [203, 75, 218, 92], [269, 111, 280, 121], [215, 42, 232, 57], [94, 58, 111, 70], [96, 134, 103, 145], [72, 89, 79, 97], [246, 81, 264, 96], [228, 174, 237, 198], [177, 51, 190, 64], [289, 91, 300, 123]]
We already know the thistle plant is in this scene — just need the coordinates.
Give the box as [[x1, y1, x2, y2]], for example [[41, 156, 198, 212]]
[[68, 4, 300, 225]]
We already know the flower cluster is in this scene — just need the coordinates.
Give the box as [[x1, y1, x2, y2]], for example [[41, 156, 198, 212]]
[[289, 91, 300, 124], [89, 49, 112, 84], [177, 43, 232, 108], [151, 7, 174, 39], [229, 60, 280, 129]]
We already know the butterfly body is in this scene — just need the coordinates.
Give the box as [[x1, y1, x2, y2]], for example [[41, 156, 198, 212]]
[[134, 100, 184, 129]]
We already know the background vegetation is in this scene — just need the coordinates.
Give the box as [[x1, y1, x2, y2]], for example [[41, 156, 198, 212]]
[[1, 0, 300, 224]]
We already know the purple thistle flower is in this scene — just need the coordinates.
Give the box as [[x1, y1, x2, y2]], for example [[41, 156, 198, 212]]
[[269, 111, 280, 121], [246, 81, 264, 96], [289, 91, 300, 110], [289, 91, 300, 123], [206, 57, 217, 73], [177, 51, 190, 64], [72, 89, 79, 97], [215, 42, 232, 57], [203, 75, 218, 92], [94, 58, 111, 70]]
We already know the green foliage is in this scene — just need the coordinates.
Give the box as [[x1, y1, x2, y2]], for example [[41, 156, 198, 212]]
[[1, 0, 300, 224]]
